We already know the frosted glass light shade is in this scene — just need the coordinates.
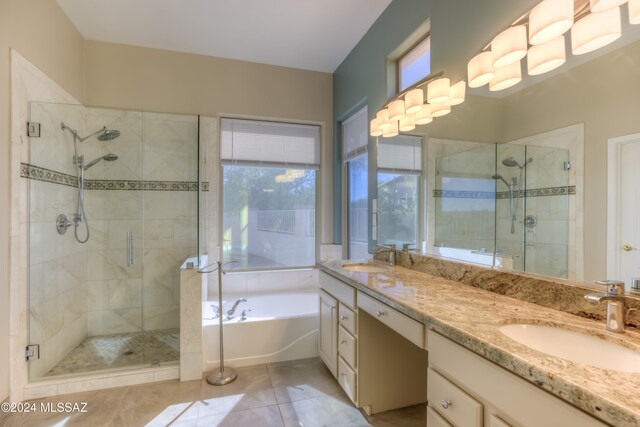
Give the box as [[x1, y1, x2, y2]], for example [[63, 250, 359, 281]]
[[376, 109, 391, 130], [445, 81, 466, 106], [388, 99, 405, 121], [528, 0, 574, 45], [382, 120, 399, 138], [590, 0, 627, 12], [430, 103, 451, 118], [571, 8, 621, 55], [405, 89, 424, 113], [415, 105, 433, 125], [630, 0, 640, 24], [491, 25, 528, 68], [489, 60, 522, 91], [527, 36, 566, 75], [427, 78, 450, 103], [370, 118, 383, 137], [468, 52, 495, 88], [399, 114, 416, 132]]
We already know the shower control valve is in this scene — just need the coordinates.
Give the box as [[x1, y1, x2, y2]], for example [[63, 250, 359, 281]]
[[56, 214, 72, 235]]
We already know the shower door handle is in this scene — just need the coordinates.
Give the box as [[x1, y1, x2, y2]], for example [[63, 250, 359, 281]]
[[127, 231, 135, 266]]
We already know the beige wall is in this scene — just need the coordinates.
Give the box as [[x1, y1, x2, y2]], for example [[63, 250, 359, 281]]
[[0, 0, 85, 401], [83, 41, 334, 244], [500, 40, 640, 282]]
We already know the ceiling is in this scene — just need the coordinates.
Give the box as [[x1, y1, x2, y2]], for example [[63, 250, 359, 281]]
[[56, 0, 392, 73]]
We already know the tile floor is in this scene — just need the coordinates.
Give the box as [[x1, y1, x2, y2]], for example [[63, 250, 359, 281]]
[[2, 357, 426, 426], [44, 329, 180, 377]]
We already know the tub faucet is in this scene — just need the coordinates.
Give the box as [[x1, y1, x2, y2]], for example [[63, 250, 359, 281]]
[[241, 309, 251, 321], [585, 280, 626, 333], [227, 298, 247, 318]]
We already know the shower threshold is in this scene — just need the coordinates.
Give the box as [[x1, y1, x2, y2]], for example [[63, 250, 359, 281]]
[[43, 328, 180, 378]]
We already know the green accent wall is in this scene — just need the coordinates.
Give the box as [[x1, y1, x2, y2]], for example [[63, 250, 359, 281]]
[[332, 0, 430, 246]]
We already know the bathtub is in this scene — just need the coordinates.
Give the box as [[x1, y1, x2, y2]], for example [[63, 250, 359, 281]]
[[203, 289, 319, 369]]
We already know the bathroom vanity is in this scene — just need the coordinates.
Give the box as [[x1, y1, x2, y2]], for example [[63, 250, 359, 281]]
[[319, 261, 640, 426]]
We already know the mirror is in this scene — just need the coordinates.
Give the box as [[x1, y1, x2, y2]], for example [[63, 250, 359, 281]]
[[377, 17, 640, 284]]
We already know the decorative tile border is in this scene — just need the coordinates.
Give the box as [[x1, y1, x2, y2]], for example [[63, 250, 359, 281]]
[[433, 185, 575, 199], [21, 163, 208, 192], [21, 163, 78, 188], [432, 189, 495, 199]]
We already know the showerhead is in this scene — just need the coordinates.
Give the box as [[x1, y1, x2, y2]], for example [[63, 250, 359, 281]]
[[83, 153, 118, 170], [502, 157, 519, 168], [501, 156, 533, 169], [491, 174, 511, 188], [98, 129, 121, 141]]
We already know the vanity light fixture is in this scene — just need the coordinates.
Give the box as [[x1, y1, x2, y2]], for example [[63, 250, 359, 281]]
[[382, 120, 399, 138], [388, 99, 406, 121], [468, 51, 495, 88], [399, 113, 416, 132], [528, 0, 574, 45], [629, 0, 640, 23], [491, 25, 528, 68], [445, 81, 466, 106], [430, 103, 452, 117], [571, 7, 621, 55], [590, 0, 628, 13], [376, 109, 391, 130], [427, 78, 450, 103], [404, 89, 424, 114], [370, 118, 383, 137], [489, 60, 522, 91], [527, 35, 566, 75], [415, 104, 434, 125]]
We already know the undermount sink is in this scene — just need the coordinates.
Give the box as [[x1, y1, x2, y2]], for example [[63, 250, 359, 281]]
[[342, 263, 390, 273], [499, 323, 640, 373]]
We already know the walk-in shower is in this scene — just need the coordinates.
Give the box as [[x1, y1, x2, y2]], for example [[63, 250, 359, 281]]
[[28, 102, 199, 381], [499, 156, 533, 234]]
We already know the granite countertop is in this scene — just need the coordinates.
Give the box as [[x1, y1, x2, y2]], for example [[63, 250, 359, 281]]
[[320, 260, 640, 427]]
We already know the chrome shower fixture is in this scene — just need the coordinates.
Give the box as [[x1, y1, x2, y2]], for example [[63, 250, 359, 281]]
[[61, 122, 121, 142], [492, 174, 517, 234], [83, 153, 118, 170], [502, 156, 533, 169]]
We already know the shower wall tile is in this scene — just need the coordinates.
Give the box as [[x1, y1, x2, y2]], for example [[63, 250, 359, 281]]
[[87, 249, 142, 281], [143, 220, 174, 248], [143, 306, 180, 331], [142, 277, 179, 307], [88, 308, 142, 336], [87, 280, 109, 311], [108, 279, 142, 310]]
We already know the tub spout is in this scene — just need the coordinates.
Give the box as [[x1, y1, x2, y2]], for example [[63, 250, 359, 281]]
[[227, 298, 247, 318]]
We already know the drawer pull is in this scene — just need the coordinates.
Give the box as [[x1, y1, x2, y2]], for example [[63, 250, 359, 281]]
[[376, 310, 386, 317], [441, 399, 452, 410], [329, 305, 336, 310], [340, 372, 347, 377], [340, 339, 347, 344], [339, 315, 347, 321]]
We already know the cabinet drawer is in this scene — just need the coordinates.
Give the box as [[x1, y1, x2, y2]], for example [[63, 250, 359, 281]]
[[338, 325, 357, 369], [427, 405, 453, 427], [428, 368, 483, 427], [320, 271, 356, 309], [357, 291, 424, 348], [489, 414, 512, 427], [338, 356, 357, 403], [339, 304, 357, 335]]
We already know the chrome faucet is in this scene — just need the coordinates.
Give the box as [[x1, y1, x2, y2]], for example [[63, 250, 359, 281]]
[[585, 280, 626, 333], [241, 309, 251, 321], [227, 298, 247, 318], [374, 244, 396, 266]]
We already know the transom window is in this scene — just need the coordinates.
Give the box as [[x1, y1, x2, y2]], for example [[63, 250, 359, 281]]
[[399, 36, 431, 91]]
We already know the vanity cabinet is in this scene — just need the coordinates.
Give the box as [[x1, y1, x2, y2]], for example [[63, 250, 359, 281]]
[[319, 271, 428, 414], [427, 330, 607, 427]]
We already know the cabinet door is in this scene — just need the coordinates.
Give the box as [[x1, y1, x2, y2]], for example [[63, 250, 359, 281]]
[[319, 290, 338, 377]]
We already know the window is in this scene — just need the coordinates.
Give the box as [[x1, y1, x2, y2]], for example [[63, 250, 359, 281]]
[[377, 135, 422, 247], [399, 36, 431, 91], [221, 118, 319, 269], [342, 106, 369, 259]]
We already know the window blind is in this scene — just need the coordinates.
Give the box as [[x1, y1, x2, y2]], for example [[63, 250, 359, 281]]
[[342, 106, 368, 162], [377, 134, 423, 173], [221, 118, 320, 168]]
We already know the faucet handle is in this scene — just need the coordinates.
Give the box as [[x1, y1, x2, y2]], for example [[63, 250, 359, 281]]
[[594, 280, 625, 296]]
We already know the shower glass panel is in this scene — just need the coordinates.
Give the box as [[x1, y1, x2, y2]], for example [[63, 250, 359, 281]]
[[27, 102, 198, 380], [434, 143, 496, 252]]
